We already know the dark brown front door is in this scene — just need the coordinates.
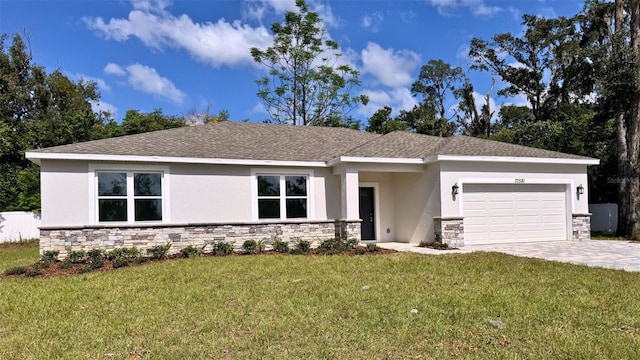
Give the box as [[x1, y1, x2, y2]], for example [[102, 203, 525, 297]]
[[359, 187, 375, 240]]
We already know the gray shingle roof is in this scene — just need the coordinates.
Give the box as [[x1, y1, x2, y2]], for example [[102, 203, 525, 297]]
[[30, 121, 380, 162], [30, 121, 595, 162]]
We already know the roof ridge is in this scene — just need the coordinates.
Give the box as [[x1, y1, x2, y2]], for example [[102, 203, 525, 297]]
[[337, 131, 384, 157]]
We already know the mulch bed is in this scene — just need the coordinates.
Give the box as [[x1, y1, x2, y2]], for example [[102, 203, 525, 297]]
[[2, 247, 397, 279]]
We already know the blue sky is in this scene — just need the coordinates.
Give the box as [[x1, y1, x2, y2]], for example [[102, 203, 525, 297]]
[[0, 0, 585, 125]]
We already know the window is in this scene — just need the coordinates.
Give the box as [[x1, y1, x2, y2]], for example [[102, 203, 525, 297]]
[[97, 172, 163, 223], [257, 175, 308, 219]]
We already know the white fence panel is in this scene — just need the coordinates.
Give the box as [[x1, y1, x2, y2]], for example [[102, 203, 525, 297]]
[[589, 203, 618, 233], [0, 211, 41, 243]]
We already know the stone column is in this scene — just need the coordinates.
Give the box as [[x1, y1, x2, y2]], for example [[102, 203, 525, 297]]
[[572, 214, 591, 241], [335, 219, 362, 241], [433, 217, 464, 247]]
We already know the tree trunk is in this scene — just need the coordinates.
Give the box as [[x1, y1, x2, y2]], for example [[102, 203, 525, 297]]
[[616, 0, 640, 237]]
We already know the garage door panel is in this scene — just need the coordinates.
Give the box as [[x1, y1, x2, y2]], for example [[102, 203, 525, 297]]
[[463, 184, 568, 244]]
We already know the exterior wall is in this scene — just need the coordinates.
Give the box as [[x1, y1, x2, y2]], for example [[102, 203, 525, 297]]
[[40, 160, 89, 227], [572, 214, 591, 241], [393, 163, 441, 244], [433, 217, 464, 247], [39, 220, 341, 258], [0, 211, 41, 242], [39, 161, 340, 228], [335, 220, 362, 241]]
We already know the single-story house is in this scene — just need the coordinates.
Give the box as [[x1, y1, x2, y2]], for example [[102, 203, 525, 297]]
[[26, 121, 599, 257]]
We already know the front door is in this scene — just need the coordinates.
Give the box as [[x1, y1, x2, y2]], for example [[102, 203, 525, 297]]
[[359, 187, 375, 240]]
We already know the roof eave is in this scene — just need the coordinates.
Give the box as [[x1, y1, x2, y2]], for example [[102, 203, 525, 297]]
[[423, 155, 600, 165], [25, 152, 328, 167], [327, 156, 424, 167]]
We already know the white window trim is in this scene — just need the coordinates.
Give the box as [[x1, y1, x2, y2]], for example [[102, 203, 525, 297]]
[[89, 164, 171, 225], [251, 168, 315, 221]]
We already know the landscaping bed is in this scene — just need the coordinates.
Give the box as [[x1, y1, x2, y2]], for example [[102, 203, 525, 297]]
[[2, 238, 394, 278]]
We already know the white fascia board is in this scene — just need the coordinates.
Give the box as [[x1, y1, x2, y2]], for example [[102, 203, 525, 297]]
[[327, 156, 424, 167], [423, 155, 600, 166], [25, 152, 327, 167]]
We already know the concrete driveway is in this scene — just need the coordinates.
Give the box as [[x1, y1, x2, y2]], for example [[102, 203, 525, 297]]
[[379, 240, 640, 272]]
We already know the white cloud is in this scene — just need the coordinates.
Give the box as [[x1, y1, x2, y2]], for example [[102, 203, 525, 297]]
[[90, 100, 117, 117], [426, 0, 501, 17], [104, 62, 186, 104], [361, 42, 421, 88], [362, 12, 384, 32], [104, 63, 127, 76], [84, 1, 273, 68], [126, 63, 186, 103], [358, 87, 418, 118], [243, 0, 339, 28], [73, 73, 111, 92]]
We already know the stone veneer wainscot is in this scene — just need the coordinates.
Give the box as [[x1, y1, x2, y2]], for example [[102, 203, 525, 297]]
[[39, 220, 362, 258], [433, 217, 464, 248], [572, 214, 592, 241]]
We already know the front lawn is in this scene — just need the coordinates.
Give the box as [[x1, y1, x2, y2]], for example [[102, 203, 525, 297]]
[[1, 242, 639, 359]]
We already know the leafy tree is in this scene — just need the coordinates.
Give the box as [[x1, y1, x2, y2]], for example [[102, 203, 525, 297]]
[[579, 0, 640, 236], [0, 33, 102, 211], [366, 106, 406, 134], [454, 77, 496, 137], [411, 59, 464, 136], [119, 109, 185, 136], [250, 0, 367, 126]]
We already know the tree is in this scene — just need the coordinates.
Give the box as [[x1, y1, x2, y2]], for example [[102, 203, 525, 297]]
[[0, 33, 102, 211], [580, 0, 640, 237], [454, 76, 496, 137], [411, 59, 464, 136], [250, 0, 367, 126], [366, 106, 406, 134]]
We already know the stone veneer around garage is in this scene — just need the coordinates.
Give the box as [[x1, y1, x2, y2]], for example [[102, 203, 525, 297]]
[[39, 220, 362, 258], [433, 217, 464, 248], [572, 214, 591, 241]]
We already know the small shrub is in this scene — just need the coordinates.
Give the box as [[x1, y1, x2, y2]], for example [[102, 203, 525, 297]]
[[4, 266, 28, 276], [256, 239, 267, 253], [346, 238, 360, 249], [41, 250, 59, 262], [107, 247, 141, 262], [291, 239, 311, 254], [135, 257, 149, 264], [417, 239, 431, 248], [90, 259, 104, 269], [60, 260, 74, 270], [112, 257, 129, 268], [211, 241, 234, 256], [147, 243, 172, 260], [242, 240, 258, 255], [633, 228, 640, 242], [34, 261, 50, 270], [366, 243, 380, 252], [67, 250, 87, 264], [180, 245, 204, 258], [354, 247, 366, 255], [87, 249, 105, 262], [25, 268, 43, 277], [317, 238, 346, 255], [272, 238, 290, 253]]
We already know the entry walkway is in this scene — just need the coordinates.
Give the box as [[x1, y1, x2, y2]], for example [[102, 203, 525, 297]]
[[378, 240, 640, 272]]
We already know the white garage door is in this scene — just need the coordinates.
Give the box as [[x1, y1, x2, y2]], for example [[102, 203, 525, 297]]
[[463, 184, 568, 244]]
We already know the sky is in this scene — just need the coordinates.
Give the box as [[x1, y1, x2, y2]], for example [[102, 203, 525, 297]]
[[0, 0, 586, 125]]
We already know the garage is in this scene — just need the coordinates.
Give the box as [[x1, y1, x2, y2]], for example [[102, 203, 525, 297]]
[[463, 184, 568, 245]]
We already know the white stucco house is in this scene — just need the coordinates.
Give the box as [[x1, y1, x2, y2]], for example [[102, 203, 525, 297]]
[[26, 121, 599, 256]]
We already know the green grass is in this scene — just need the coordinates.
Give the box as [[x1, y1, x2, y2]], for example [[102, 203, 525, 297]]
[[590, 231, 629, 240], [1, 243, 640, 359]]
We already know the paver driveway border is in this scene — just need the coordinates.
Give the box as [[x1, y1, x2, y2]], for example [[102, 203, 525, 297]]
[[378, 240, 640, 272]]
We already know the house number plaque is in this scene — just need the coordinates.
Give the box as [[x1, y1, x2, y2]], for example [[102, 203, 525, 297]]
[[515, 178, 525, 184]]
